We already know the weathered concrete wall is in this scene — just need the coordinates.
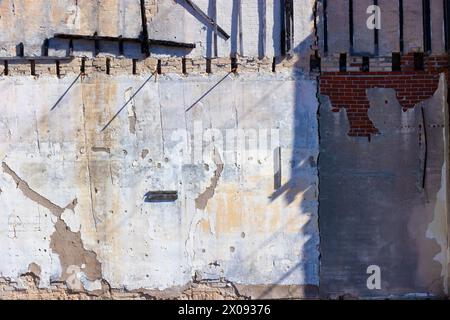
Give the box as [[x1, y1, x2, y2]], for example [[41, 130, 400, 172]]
[[352, 0, 374, 55], [0, 0, 322, 300], [1, 0, 449, 301], [430, 0, 446, 54], [378, 0, 400, 56], [149, 0, 315, 58], [0, 0, 143, 57], [0, 71, 320, 298], [321, 0, 447, 55], [319, 74, 449, 298], [403, 0, 424, 53], [324, 0, 349, 55], [0, 0, 315, 60]]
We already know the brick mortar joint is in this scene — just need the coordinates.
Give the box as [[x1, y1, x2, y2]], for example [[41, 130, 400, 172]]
[[0, 55, 308, 77], [319, 68, 446, 137], [321, 53, 450, 73]]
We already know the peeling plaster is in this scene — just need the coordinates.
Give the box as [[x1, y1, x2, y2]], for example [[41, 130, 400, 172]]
[[195, 150, 224, 210], [427, 163, 449, 294], [319, 72, 450, 298], [0, 0, 318, 300], [0, 74, 319, 293], [1, 162, 102, 285], [426, 74, 449, 295]]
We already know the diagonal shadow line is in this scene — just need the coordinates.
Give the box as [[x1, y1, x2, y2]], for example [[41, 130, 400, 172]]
[[256, 261, 304, 299], [185, 71, 233, 113], [50, 72, 82, 111], [100, 71, 157, 132]]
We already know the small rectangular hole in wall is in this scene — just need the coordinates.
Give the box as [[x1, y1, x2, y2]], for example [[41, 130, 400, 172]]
[[106, 58, 111, 75], [132, 59, 137, 75], [284, 0, 294, 53], [56, 60, 61, 78], [17, 42, 24, 57], [94, 32, 100, 57], [361, 56, 370, 72], [157, 59, 162, 74], [231, 57, 238, 72], [339, 53, 347, 72], [280, 0, 286, 55], [310, 54, 321, 73], [274, 147, 282, 190], [42, 39, 49, 56], [272, 57, 276, 72], [414, 52, 425, 70], [182, 57, 187, 74], [30, 60, 36, 76], [392, 52, 401, 71], [206, 58, 212, 74], [94, 40, 100, 56], [144, 191, 178, 203], [69, 39, 74, 56], [422, 0, 432, 52], [80, 57, 86, 73], [118, 37, 124, 56], [4, 61, 8, 76]]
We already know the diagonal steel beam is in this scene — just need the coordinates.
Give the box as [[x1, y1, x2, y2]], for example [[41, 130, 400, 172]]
[[101, 71, 157, 132], [185, 71, 233, 113], [181, 0, 230, 40], [50, 72, 82, 111]]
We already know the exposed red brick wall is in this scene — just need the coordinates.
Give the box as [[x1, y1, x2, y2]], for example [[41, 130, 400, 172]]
[[320, 54, 449, 137]]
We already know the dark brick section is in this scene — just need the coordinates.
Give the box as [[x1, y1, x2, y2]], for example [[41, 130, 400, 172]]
[[320, 54, 449, 137]]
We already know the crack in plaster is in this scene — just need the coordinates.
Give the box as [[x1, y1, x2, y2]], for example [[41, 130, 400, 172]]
[[312, 0, 324, 297]]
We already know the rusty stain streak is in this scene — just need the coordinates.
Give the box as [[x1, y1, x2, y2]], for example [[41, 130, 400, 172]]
[[80, 76, 98, 232], [195, 151, 224, 210], [1, 162, 102, 283]]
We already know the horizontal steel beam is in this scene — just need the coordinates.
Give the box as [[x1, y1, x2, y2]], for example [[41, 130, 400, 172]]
[[53, 34, 196, 49], [0, 56, 73, 62]]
